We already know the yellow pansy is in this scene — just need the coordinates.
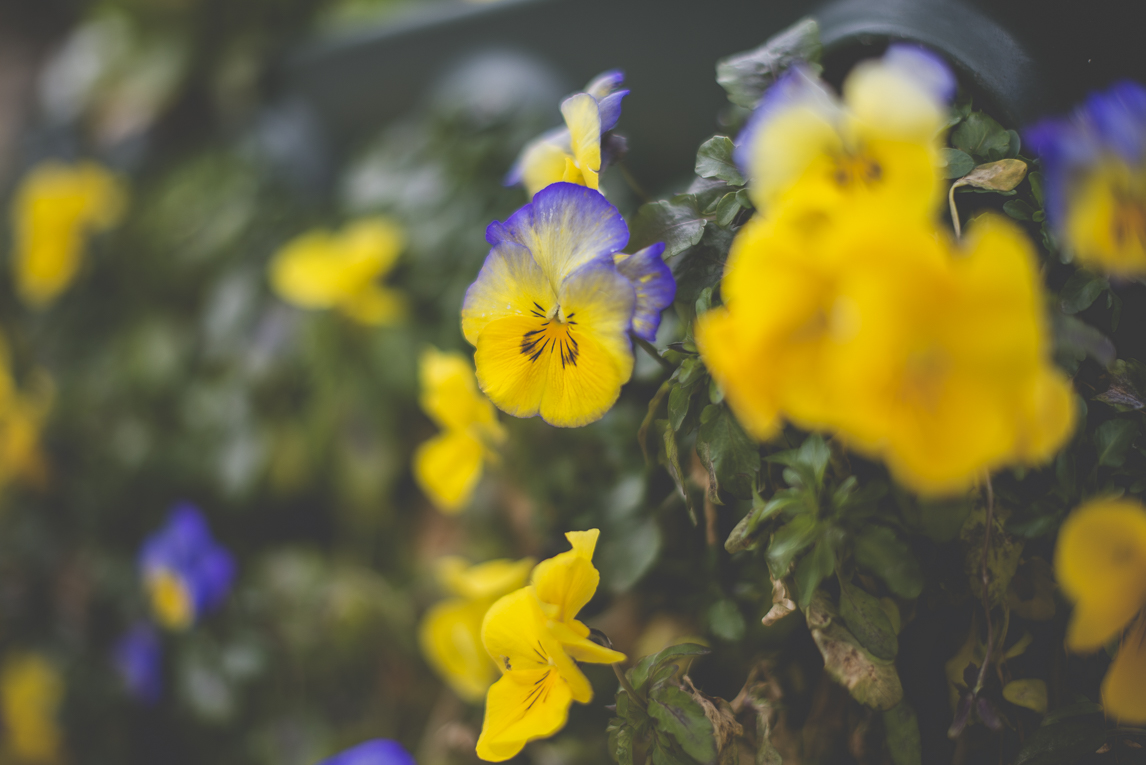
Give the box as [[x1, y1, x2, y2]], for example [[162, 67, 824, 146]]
[[507, 71, 628, 197], [735, 45, 953, 220], [476, 529, 625, 761], [412, 347, 506, 513], [269, 217, 406, 325], [1055, 498, 1146, 723], [0, 338, 53, 491], [419, 556, 534, 702], [461, 183, 636, 428], [0, 653, 65, 764], [697, 205, 1074, 495], [10, 160, 126, 308]]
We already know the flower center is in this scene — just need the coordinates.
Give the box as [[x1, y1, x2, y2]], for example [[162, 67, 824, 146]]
[[520, 302, 580, 368], [832, 151, 882, 188], [1112, 194, 1146, 248]]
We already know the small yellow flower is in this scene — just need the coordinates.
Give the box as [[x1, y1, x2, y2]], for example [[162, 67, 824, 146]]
[[697, 206, 1074, 495], [419, 556, 534, 702], [0, 653, 65, 764], [736, 45, 953, 220], [269, 217, 406, 325], [476, 529, 625, 761], [412, 348, 506, 512], [10, 160, 127, 308], [0, 338, 53, 491], [1055, 498, 1146, 723]]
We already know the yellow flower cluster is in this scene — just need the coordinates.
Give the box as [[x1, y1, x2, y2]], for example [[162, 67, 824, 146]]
[[697, 48, 1074, 494], [10, 161, 126, 309], [419, 556, 534, 701], [474, 529, 624, 761], [413, 348, 506, 513], [0, 336, 52, 491], [269, 217, 406, 325], [0, 653, 65, 764], [1055, 498, 1146, 723]]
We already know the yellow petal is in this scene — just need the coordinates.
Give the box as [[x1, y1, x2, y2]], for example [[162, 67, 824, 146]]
[[418, 347, 501, 435], [413, 430, 486, 513], [440, 557, 535, 601], [1102, 617, 1146, 724], [532, 529, 602, 624], [1056, 499, 1146, 651], [565, 529, 599, 558], [1064, 160, 1146, 276], [561, 93, 601, 190], [419, 598, 497, 703], [0, 653, 65, 763], [549, 619, 627, 665], [475, 668, 573, 761], [147, 568, 195, 631], [338, 284, 406, 325], [520, 139, 574, 198]]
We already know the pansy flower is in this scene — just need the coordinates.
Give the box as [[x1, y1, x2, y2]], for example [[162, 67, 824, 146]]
[[10, 160, 127, 308], [476, 529, 625, 761], [139, 503, 236, 631], [734, 45, 954, 220], [697, 203, 1074, 495], [413, 347, 506, 513], [113, 623, 163, 705], [462, 183, 641, 428], [419, 556, 534, 702], [1026, 80, 1146, 275], [269, 217, 407, 325], [613, 242, 676, 343], [1056, 498, 1146, 723], [506, 71, 629, 197], [317, 739, 416, 765], [0, 336, 53, 491]]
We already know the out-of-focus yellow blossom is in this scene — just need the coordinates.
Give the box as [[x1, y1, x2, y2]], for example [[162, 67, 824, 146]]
[[476, 529, 625, 761], [697, 206, 1074, 495], [0, 338, 53, 491], [0, 653, 65, 764], [418, 556, 534, 702], [507, 71, 628, 197], [269, 217, 406, 325], [1026, 81, 1146, 276], [412, 348, 506, 513], [11, 160, 126, 308], [735, 45, 953, 220], [1055, 498, 1146, 723]]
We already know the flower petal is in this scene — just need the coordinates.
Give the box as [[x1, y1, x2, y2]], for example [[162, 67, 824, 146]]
[[532, 553, 598, 626], [419, 597, 496, 703], [339, 284, 406, 325], [475, 669, 573, 762], [561, 93, 602, 189], [485, 183, 629, 294], [418, 347, 499, 433], [844, 44, 953, 143], [461, 239, 556, 347], [1056, 499, 1146, 651], [441, 557, 535, 601], [1102, 616, 1146, 724], [413, 430, 485, 513], [615, 243, 675, 342]]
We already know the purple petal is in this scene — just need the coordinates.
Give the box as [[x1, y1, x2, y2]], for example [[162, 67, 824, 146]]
[[615, 243, 675, 342], [316, 739, 417, 765], [597, 89, 629, 133], [114, 623, 163, 705], [584, 69, 624, 100]]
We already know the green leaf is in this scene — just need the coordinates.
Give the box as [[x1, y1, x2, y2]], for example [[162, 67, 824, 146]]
[[794, 537, 835, 608], [1029, 171, 1045, 206], [696, 137, 746, 186], [629, 643, 711, 692], [668, 382, 694, 432], [714, 192, 741, 226], [805, 591, 904, 710], [938, 148, 974, 179], [630, 195, 706, 258], [854, 526, 923, 599], [725, 490, 799, 553], [1014, 719, 1107, 765], [677, 356, 706, 386], [647, 685, 718, 764], [1059, 270, 1109, 314], [1003, 198, 1036, 221], [951, 111, 1013, 161], [650, 734, 695, 765], [1004, 678, 1048, 714], [696, 404, 760, 502], [883, 701, 922, 765], [600, 517, 662, 593], [916, 495, 974, 543], [716, 17, 822, 108], [639, 381, 671, 464], [658, 420, 694, 522], [1095, 418, 1138, 468], [838, 574, 898, 660], [767, 514, 819, 577], [1053, 314, 1115, 373], [672, 224, 734, 307], [609, 720, 635, 765], [708, 599, 746, 641]]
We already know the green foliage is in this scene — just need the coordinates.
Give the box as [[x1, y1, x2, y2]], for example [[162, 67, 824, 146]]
[[716, 17, 822, 109]]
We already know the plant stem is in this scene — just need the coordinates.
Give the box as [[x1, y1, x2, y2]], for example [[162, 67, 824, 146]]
[[634, 335, 675, 372], [973, 474, 996, 696], [613, 662, 639, 701]]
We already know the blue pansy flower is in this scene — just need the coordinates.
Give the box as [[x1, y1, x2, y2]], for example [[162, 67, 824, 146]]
[[316, 739, 416, 765], [506, 70, 629, 197], [1026, 80, 1146, 275], [113, 623, 162, 704], [140, 503, 236, 631]]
